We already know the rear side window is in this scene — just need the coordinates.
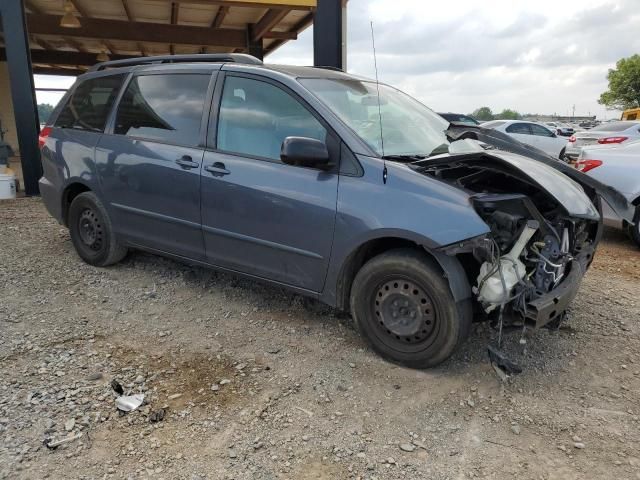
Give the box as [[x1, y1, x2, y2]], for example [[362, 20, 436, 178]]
[[530, 124, 554, 137], [55, 74, 125, 131], [114, 74, 211, 146], [506, 123, 531, 134]]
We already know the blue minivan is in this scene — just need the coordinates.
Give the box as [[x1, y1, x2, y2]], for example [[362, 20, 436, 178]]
[[38, 54, 633, 371]]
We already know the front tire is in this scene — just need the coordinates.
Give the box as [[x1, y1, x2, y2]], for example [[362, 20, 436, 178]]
[[350, 248, 471, 369], [559, 147, 567, 162], [68, 191, 127, 266], [627, 205, 640, 248]]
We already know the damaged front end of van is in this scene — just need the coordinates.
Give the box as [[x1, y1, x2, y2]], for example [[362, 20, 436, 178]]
[[412, 126, 634, 375]]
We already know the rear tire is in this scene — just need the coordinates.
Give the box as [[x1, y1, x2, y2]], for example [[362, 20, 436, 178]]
[[627, 205, 640, 248], [68, 191, 127, 266], [350, 248, 472, 369]]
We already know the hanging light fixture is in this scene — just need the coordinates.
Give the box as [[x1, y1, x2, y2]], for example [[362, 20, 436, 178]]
[[60, 0, 81, 28], [96, 49, 110, 62]]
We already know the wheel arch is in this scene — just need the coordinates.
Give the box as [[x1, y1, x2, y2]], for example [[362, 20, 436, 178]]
[[329, 233, 472, 312], [61, 181, 93, 226]]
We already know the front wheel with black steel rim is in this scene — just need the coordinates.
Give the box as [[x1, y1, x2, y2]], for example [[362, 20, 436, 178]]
[[350, 248, 471, 369], [68, 191, 127, 267]]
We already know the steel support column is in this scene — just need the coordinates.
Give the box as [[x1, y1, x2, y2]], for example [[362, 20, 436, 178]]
[[246, 25, 264, 61], [0, 0, 41, 196], [313, 0, 343, 70]]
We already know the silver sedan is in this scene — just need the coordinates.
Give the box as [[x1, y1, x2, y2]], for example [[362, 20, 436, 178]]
[[565, 121, 640, 161], [576, 139, 640, 247]]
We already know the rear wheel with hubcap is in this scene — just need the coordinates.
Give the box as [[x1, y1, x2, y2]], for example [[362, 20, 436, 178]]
[[68, 191, 127, 266], [350, 248, 471, 369]]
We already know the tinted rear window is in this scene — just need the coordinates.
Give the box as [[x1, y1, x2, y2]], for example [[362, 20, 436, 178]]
[[114, 74, 211, 146], [591, 121, 636, 132], [54, 74, 125, 132], [506, 123, 531, 134]]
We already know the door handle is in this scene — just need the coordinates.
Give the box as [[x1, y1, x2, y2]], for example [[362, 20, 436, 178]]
[[204, 162, 230, 176], [175, 156, 199, 169]]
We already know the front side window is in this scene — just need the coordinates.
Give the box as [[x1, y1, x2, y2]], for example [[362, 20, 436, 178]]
[[55, 74, 125, 132], [506, 123, 531, 135], [300, 78, 449, 157], [114, 74, 210, 146], [216, 76, 327, 161]]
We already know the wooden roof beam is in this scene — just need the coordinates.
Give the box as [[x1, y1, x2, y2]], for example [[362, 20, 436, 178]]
[[211, 6, 230, 28], [26, 14, 246, 48], [170, 2, 178, 55], [64, 37, 87, 53], [69, 0, 90, 18], [119, 0, 146, 55], [0, 48, 135, 66], [163, 0, 314, 10], [24, 1, 43, 15], [252, 8, 289, 41]]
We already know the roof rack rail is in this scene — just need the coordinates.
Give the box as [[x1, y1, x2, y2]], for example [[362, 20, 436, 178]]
[[89, 53, 262, 72]]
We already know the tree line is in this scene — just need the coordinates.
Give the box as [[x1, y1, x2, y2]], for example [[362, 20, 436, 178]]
[[469, 107, 522, 121]]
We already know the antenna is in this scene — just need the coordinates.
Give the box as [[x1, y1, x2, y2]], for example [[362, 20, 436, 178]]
[[370, 21, 387, 184]]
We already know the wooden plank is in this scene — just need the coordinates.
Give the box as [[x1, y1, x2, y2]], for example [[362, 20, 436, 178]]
[[26, 13, 246, 48]]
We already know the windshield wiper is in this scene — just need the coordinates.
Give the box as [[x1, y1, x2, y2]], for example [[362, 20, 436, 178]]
[[381, 154, 427, 162]]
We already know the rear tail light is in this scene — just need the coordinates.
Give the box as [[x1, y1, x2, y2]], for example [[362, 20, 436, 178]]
[[597, 136, 628, 144], [574, 159, 603, 173], [568, 135, 576, 142], [38, 126, 52, 149]]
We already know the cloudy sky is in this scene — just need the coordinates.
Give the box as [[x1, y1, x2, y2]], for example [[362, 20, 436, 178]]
[[36, 0, 639, 119], [269, 0, 640, 119]]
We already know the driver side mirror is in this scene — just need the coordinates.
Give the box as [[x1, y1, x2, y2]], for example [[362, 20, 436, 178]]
[[280, 136, 332, 170]]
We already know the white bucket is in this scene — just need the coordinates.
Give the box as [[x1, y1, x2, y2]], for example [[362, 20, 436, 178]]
[[0, 171, 17, 199]]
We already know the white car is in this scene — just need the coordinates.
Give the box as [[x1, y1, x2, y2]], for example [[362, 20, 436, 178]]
[[565, 121, 640, 161], [544, 122, 575, 137], [482, 120, 569, 159], [576, 140, 640, 247]]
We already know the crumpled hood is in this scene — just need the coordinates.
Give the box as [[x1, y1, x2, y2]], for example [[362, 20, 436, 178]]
[[476, 149, 600, 220], [445, 124, 635, 223]]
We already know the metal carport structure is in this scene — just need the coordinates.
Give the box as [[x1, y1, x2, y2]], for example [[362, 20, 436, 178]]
[[0, 0, 346, 195]]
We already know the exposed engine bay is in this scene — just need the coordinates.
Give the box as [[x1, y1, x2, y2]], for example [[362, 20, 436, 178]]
[[411, 150, 603, 375]]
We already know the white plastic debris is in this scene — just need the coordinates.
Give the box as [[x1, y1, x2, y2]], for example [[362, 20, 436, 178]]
[[115, 393, 144, 412]]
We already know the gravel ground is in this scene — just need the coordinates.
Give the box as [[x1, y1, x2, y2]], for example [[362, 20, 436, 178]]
[[1, 197, 639, 480]]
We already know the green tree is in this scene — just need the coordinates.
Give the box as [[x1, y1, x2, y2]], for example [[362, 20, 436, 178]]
[[598, 54, 640, 110], [37, 103, 54, 124], [496, 108, 522, 120], [472, 106, 494, 121]]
